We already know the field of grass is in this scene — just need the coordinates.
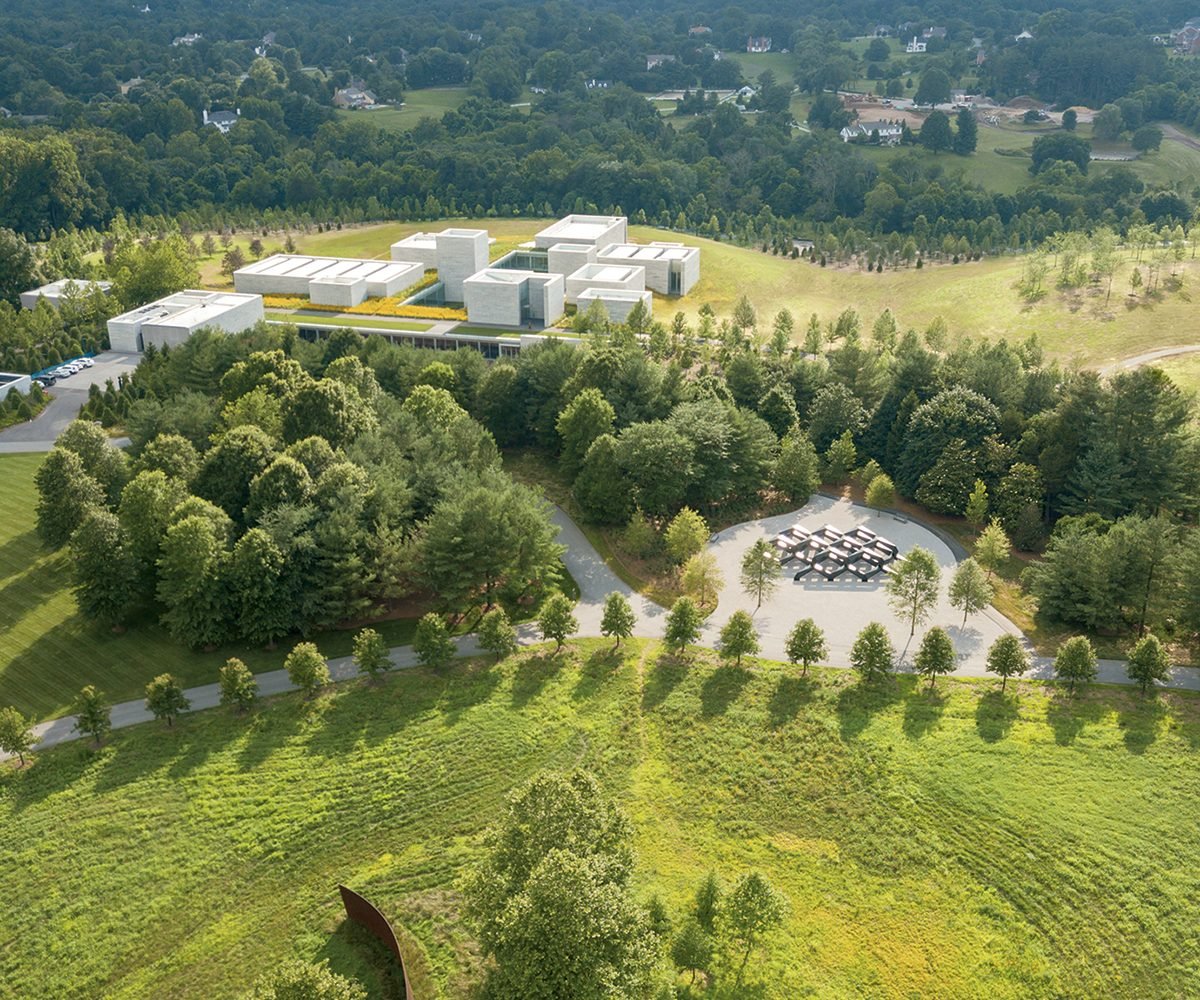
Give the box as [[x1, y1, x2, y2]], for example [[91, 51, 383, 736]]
[[1151, 352, 1200, 395], [335, 87, 470, 131], [2, 639, 1196, 998], [859, 119, 1200, 196], [723, 51, 797, 82], [199, 218, 1200, 368]]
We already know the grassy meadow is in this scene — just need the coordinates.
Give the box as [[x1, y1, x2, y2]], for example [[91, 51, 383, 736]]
[[1, 639, 1196, 999], [197, 218, 1200, 369]]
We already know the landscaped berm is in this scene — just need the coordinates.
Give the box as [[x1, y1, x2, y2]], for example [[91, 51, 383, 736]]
[[1, 639, 1196, 999]]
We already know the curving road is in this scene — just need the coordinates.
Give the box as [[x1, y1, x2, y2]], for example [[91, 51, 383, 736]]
[[6, 500, 1198, 762]]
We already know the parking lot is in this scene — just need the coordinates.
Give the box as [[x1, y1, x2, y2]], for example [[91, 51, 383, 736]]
[[0, 352, 140, 448]]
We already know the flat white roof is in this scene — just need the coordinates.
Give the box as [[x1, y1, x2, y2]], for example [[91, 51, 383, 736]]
[[440, 228, 488, 237], [598, 242, 697, 262], [391, 232, 438, 247], [465, 268, 536, 285], [25, 278, 112, 296], [536, 215, 623, 242], [577, 287, 650, 302], [109, 290, 259, 326], [571, 263, 642, 282], [235, 254, 419, 282]]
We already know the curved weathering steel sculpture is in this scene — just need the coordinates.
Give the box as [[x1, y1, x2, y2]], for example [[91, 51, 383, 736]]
[[338, 884, 413, 999]]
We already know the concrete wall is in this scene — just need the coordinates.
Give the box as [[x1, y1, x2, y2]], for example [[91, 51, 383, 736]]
[[436, 229, 489, 301], [0, 374, 33, 397], [563, 263, 645, 305], [310, 276, 368, 307], [529, 274, 565, 324], [676, 248, 701, 295], [534, 215, 627, 249], [19, 280, 112, 311], [365, 261, 423, 297], [389, 235, 439, 269], [463, 276, 522, 326], [139, 296, 265, 351], [547, 243, 595, 277], [576, 288, 652, 325], [107, 318, 145, 353]]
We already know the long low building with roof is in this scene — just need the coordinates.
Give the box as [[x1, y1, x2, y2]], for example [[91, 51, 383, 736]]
[[20, 279, 113, 310], [462, 269, 565, 327], [576, 288, 653, 324], [594, 241, 700, 295], [107, 290, 264, 352], [233, 255, 426, 305]]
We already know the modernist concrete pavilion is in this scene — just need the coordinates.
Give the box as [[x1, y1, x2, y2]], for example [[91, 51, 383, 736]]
[[390, 214, 701, 327]]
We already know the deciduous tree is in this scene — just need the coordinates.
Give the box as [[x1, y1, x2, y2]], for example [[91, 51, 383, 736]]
[[72, 685, 112, 746], [145, 673, 190, 726], [725, 871, 789, 985], [975, 520, 1011, 577], [785, 618, 827, 676], [985, 634, 1029, 691], [218, 658, 258, 712], [664, 597, 702, 655], [537, 592, 577, 651], [600, 592, 636, 648], [851, 622, 894, 681], [740, 539, 779, 609], [664, 507, 709, 564], [949, 558, 994, 630], [246, 960, 366, 1000], [35, 447, 104, 548], [914, 626, 956, 689], [413, 613, 456, 670], [1054, 635, 1098, 695], [681, 552, 723, 609], [285, 642, 330, 696], [718, 610, 759, 665], [0, 706, 37, 765], [556, 388, 616, 479], [478, 608, 519, 661], [1126, 632, 1170, 695], [886, 546, 942, 636]]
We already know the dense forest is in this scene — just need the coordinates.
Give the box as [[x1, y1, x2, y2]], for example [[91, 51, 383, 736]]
[[1, 0, 1197, 248], [36, 299, 1200, 649]]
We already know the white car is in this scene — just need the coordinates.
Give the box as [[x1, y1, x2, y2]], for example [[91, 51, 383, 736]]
[[78, 358, 94, 368]]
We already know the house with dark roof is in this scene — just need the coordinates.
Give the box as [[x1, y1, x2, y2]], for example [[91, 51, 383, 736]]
[[747, 36, 772, 53], [202, 108, 241, 134]]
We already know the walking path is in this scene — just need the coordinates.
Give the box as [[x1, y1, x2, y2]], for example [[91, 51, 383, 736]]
[[1097, 344, 1200, 375], [8, 502, 1199, 761]]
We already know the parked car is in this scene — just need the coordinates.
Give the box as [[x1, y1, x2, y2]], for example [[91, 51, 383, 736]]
[[78, 357, 94, 367], [32, 376, 53, 389]]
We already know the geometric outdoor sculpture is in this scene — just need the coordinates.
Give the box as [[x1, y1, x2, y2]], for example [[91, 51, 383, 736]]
[[773, 523, 898, 582], [338, 885, 413, 1000]]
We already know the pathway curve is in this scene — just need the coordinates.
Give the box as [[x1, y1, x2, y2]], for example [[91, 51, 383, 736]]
[[5, 502, 1199, 762], [1097, 344, 1200, 376]]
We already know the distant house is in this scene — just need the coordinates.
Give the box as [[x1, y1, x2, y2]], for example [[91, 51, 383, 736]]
[[873, 25, 891, 37], [1173, 24, 1200, 53], [746, 36, 772, 53], [584, 79, 611, 90], [333, 85, 377, 110], [922, 26, 947, 40], [530, 86, 547, 95], [0, 107, 10, 119], [1015, 29, 1034, 42], [172, 32, 202, 47], [688, 25, 712, 36], [202, 108, 240, 134], [646, 54, 676, 70], [906, 36, 927, 53], [119, 77, 144, 95], [975, 49, 988, 66], [839, 119, 904, 145]]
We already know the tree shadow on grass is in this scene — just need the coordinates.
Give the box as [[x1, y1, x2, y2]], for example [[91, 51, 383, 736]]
[[1045, 690, 1109, 746], [766, 675, 817, 729], [573, 646, 623, 701], [835, 675, 904, 742], [902, 684, 947, 740], [642, 652, 688, 711], [511, 651, 566, 709], [438, 661, 502, 725], [1117, 693, 1168, 754], [699, 663, 752, 718], [975, 688, 1020, 743], [91, 720, 193, 792], [4, 742, 100, 814], [236, 702, 306, 771]]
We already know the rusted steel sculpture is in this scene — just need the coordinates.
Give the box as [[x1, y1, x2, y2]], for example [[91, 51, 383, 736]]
[[338, 884, 413, 1000]]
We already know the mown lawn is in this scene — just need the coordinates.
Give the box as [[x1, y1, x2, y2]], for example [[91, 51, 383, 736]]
[[1, 640, 1196, 999]]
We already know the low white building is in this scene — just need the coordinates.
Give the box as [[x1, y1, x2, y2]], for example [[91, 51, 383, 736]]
[[462, 270, 565, 327], [534, 214, 627, 250], [20, 279, 112, 310], [839, 119, 904, 145], [546, 242, 597, 277], [388, 228, 490, 301], [233, 255, 425, 302], [576, 288, 653, 325], [0, 372, 32, 397], [107, 291, 264, 353], [563, 263, 645, 305], [594, 241, 700, 295]]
